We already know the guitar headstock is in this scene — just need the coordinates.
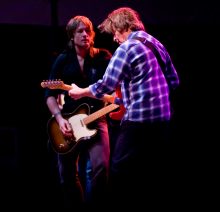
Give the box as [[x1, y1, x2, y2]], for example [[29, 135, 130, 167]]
[[41, 80, 64, 89]]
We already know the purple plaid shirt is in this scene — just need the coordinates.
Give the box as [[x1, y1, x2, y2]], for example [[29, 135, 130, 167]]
[[90, 31, 179, 123]]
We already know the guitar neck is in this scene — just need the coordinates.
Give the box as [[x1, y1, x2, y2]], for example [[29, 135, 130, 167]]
[[41, 80, 116, 104], [83, 104, 119, 125], [61, 84, 73, 91]]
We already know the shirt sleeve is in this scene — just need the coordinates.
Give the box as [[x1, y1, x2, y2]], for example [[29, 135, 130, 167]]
[[89, 46, 129, 98]]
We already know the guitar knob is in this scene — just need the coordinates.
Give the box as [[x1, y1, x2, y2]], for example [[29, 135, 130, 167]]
[[58, 144, 65, 149]]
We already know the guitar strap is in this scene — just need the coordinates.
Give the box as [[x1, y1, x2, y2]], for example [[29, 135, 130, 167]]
[[134, 36, 177, 113], [133, 37, 166, 75]]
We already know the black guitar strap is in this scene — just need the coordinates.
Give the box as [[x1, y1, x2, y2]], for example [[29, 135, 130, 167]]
[[134, 36, 177, 114], [133, 36, 166, 73]]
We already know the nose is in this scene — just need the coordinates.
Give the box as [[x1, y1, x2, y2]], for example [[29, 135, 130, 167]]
[[113, 35, 119, 43], [82, 30, 88, 36]]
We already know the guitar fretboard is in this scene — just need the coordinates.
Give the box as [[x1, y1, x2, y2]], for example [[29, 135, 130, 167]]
[[83, 104, 119, 125]]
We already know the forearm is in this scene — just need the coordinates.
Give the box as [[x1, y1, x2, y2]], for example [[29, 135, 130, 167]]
[[82, 87, 96, 98], [46, 96, 60, 114], [79, 87, 117, 104], [46, 96, 63, 121], [68, 84, 116, 104]]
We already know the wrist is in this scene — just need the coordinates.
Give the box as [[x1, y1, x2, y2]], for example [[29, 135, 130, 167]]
[[53, 111, 61, 117]]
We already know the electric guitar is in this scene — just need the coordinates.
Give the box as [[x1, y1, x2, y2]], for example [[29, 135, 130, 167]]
[[41, 80, 125, 154], [47, 103, 119, 154]]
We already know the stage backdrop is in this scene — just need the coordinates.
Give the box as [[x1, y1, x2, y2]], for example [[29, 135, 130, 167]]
[[0, 0, 218, 26]]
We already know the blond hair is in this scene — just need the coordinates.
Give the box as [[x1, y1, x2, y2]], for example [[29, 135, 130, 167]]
[[98, 7, 145, 34]]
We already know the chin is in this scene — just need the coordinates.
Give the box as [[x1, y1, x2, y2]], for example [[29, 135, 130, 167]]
[[82, 44, 90, 49]]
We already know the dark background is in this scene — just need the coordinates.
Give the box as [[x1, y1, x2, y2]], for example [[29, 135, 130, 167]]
[[0, 0, 218, 209]]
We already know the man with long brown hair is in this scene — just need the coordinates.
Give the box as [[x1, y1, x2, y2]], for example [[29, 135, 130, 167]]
[[44, 15, 112, 209]]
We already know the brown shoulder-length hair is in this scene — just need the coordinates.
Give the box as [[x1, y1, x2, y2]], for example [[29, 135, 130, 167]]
[[98, 7, 145, 34], [66, 15, 95, 49]]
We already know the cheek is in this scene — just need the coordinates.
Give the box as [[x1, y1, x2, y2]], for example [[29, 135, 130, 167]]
[[122, 34, 127, 41], [119, 36, 125, 43]]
